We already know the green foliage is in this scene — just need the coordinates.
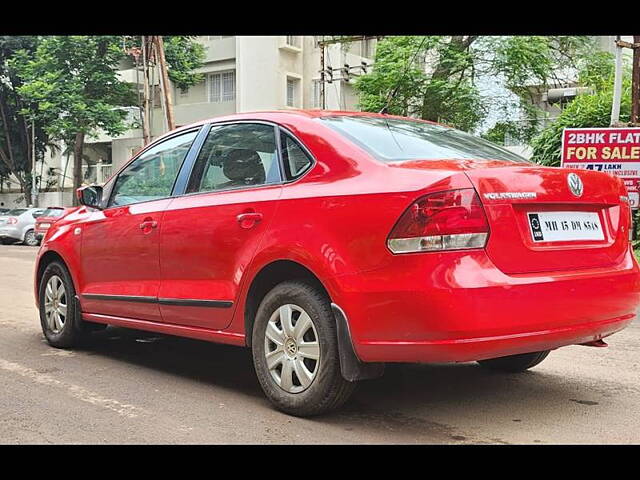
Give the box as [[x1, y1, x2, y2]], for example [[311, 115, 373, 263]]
[[12, 36, 137, 144], [355, 36, 433, 115], [355, 36, 484, 131], [164, 36, 205, 91], [0, 35, 50, 197], [355, 35, 596, 134], [579, 51, 615, 92], [530, 54, 630, 167], [481, 121, 536, 145]]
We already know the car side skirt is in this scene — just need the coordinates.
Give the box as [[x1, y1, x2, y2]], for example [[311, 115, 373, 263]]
[[82, 312, 246, 346]]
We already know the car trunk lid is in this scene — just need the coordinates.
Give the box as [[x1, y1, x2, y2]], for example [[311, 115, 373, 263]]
[[464, 164, 630, 274]]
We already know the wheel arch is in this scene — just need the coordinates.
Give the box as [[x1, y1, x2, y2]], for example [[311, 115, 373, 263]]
[[243, 259, 330, 348], [35, 249, 77, 304]]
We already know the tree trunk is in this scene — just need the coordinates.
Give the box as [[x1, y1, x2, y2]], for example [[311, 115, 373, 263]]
[[72, 132, 85, 206]]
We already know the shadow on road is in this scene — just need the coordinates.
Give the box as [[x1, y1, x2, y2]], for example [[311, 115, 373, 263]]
[[69, 325, 597, 443]]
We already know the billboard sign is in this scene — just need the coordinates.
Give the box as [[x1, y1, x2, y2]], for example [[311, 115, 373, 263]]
[[561, 127, 640, 208]]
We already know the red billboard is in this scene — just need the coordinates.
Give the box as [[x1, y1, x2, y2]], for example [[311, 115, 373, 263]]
[[561, 127, 640, 208]]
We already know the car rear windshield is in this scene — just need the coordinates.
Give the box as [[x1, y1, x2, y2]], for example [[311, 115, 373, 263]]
[[319, 116, 529, 164], [41, 208, 65, 218], [7, 208, 27, 216]]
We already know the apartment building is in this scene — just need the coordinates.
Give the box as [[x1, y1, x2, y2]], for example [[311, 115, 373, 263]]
[[33, 35, 376, 201]]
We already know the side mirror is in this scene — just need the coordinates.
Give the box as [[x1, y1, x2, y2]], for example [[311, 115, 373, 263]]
[[76, 185, 103, 209]]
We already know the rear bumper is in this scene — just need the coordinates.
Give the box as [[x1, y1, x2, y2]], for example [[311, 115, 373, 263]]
[[355, 314, 634, 363], [0, 227, 21, 241], [333, 247, 640, 363]]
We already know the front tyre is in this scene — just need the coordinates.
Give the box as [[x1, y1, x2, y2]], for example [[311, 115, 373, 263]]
[[477, 350, 550, 373], [252, 280, 356, 417], [39, 261, 93, 348]]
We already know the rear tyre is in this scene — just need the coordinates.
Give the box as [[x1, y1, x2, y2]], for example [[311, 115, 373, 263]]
[[39, 261, 96, 348], [24, 229, 38, 247], [251, 280, 356, 417], [477, 350, 550, 373]]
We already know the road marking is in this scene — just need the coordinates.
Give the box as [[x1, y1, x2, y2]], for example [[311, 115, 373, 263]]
[[40, 349, 76, 357], [0, 357, 148, 419]]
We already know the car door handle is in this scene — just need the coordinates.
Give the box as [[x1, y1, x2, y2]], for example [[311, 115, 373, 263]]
[[236, 212, 263, 229], [139, 220, 158, 230]]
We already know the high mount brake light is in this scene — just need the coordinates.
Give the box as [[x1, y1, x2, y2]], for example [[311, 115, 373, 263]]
[[387, 189, 489, 254]]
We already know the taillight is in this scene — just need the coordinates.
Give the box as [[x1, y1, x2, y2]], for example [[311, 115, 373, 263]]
[[7, 217, 18, 225], [387, 189, 489, 254]]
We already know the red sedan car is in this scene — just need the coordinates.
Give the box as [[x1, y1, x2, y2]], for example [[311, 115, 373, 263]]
[[34, 111, 640, 416], [34, 207, 77, 244]]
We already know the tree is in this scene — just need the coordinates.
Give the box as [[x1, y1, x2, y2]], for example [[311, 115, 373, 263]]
[[12, 36, 137, 204], [355, 36, 595, 133], [163, 36, 205, 91], [0, 35, 50, 205], [529, 52, 629, 167]]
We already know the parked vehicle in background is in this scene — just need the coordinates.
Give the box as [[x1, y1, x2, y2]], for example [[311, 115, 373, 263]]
[[34, 207, 78, 244], [0, 208, 45, 246], [34, 111, 640, 416]]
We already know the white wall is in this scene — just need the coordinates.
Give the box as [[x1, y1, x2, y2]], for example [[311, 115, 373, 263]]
[[0, 191, 74, 209]]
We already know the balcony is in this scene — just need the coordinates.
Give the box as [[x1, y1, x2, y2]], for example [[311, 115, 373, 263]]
[[81, 163, 113, 185]]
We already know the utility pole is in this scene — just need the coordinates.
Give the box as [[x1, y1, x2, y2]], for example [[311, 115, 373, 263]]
[[154, 36, 176, 131], [612, 36, 640, 126], [611, 36, 623, 126], [140, 35, 151, 146], [632, 35, 640, 124], [317, 36, 381, 110]]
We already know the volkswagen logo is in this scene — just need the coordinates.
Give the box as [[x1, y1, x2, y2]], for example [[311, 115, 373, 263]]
[[567, 173, 583, 197]]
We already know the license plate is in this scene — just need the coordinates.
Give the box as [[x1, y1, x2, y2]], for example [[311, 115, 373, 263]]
[[527, 211, 604, 242], [39, 223, 50, 229]]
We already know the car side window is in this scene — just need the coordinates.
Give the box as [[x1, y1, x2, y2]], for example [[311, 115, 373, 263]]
[[280, 132, 313, 180], [109, 130, 198, 207], [187, 123, 281, 194]]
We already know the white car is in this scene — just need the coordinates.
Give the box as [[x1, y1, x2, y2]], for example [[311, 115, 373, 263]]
[[0, 208, 46, 246]]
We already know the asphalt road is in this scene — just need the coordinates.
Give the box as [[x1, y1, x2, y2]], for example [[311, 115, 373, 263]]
[[1, 245, 639, 444]]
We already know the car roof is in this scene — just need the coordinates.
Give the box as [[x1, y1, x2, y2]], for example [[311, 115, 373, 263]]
[[152, 110, 443, 144]]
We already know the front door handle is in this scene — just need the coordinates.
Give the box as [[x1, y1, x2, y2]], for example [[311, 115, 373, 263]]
[[139, 219, 158, 230], [236, 212, 263, 229]]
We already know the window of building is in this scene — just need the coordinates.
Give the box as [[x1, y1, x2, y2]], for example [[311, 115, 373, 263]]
[[285, 36, 301, 48], [286, 77, 300, 108], [312, 80, 321, 109], [207, 71, 235, 103]]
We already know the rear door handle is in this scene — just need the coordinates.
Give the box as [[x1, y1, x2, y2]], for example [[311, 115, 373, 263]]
[[236, 212, 263, 229]]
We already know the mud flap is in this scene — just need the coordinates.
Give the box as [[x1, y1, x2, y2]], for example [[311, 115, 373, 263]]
[[332, 303, 385, 382]]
